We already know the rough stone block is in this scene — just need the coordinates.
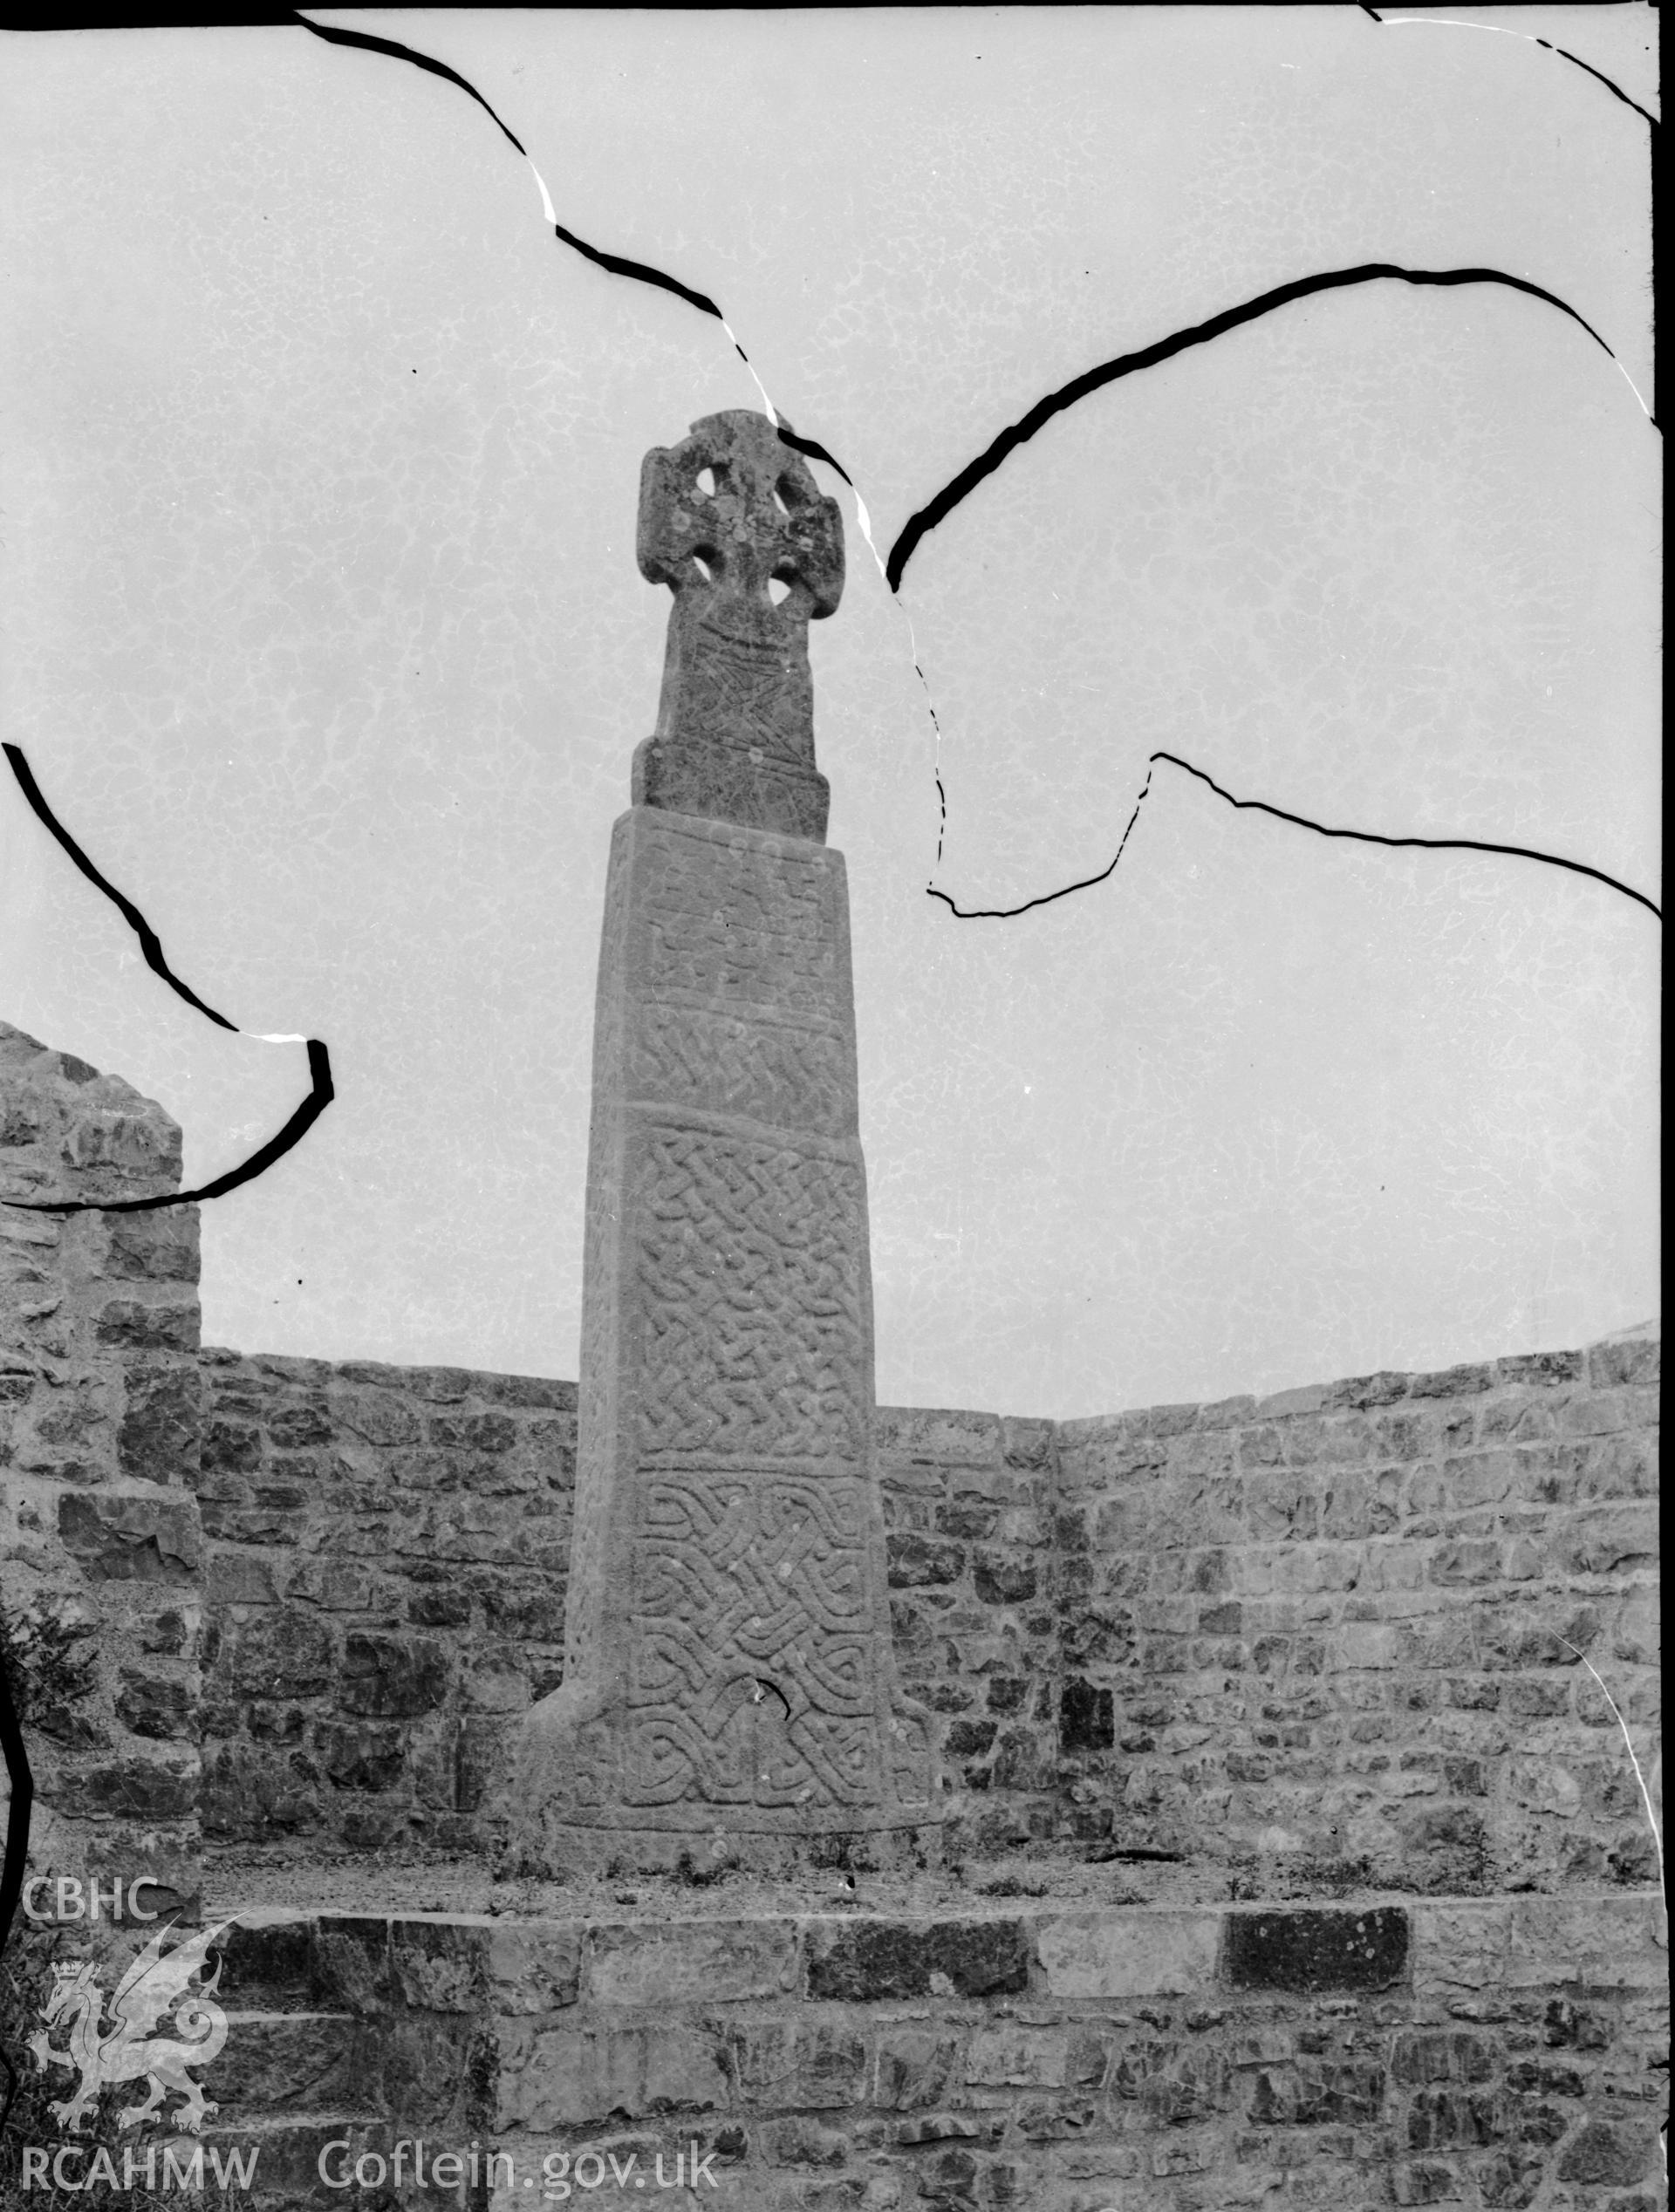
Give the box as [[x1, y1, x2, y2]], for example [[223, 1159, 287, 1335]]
[[487, 1923, 583, 2014], [804, 1916, 1029, 2000], [117, 1360, 202, 1485], [1224, 1907, 1409, 1992], [339, 1631, 448, 1717], [586, 1920, 797, 2004], [1503, 1896, 1666, 1990], [965, 2026, 1068, 2087], [95, 1298, 199, 1353], [227, 1608, 334, 1698], [496, 2023, 728, 2128], [872, 2028, 963, 2111], [1036, 1911, 1220, 1998], [58, 1487, 200, 1580]]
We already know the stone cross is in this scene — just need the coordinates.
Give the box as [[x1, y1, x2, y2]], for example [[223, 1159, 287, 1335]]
[[502, 412, 936, 1872], [632, 410, 844, 843]]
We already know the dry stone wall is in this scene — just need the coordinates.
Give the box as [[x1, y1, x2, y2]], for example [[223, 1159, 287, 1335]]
[[193, 1339, 1660, 1909], [195, 1352, 576, 1854], [0, 1022, 203, 1918], [1054, 1344, 1661, 1899], [212, 1892, 1667, 2211]]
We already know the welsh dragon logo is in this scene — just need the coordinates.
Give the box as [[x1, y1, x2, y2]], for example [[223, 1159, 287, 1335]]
[[27, 1918, 233, 2136]]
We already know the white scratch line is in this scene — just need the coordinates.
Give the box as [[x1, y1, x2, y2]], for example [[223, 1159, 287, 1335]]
[[247, 1033, 308, 1046], [529, 160, 558, 227]]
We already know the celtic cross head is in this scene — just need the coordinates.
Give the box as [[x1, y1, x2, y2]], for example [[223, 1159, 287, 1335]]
[[632, 410, 844, 843]]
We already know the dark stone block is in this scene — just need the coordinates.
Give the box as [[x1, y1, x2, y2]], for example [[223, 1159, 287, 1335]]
[[266, 1403, 332, 1449], [202, 1417, 263, 1473], [1225, 1905, 1408, 1992], [71, 1755, 196, 1819], [427, 1410, 518, 1453], [1248, 2061, 1385, 2127], [315, 1718, 407, 1791], [95, 1299, 198, 1352], [483, 1580, 566, 1640], [229, 1608, 334, 1698], [409, 1585, 474, 1628], [340, 1631, 448, 1717], [807, 1918, 1028, 2001], [1542, 1997, 1608, 2048], [139, 1608, 190, 1656], [58, 1489, 200, 1580], [454, 1715, 505, 1813], [1060, 1678, 1114, 1751], [886, 1533, 966, 1587], [115, 1667, 193, 1739], [1558, 2123, 1651, 2186], [945, 1720, 997, 1758], [119, 1360, 202, 1485], [974, 1551, 1038, 1603], [936, 1502, 1000, 1540], [217, 1917, 318, 2010], [1406, 2089, 1509, 2151], [106, 1212, 200, 1283]]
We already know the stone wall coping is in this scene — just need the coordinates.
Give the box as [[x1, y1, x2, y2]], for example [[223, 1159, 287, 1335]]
[[222, 1889, 1665, 1938]]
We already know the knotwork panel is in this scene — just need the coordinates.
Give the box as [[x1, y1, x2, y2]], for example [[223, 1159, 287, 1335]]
[[624, 1472, 884, 1810], [636, 823, 838, 1016], [633, 1126, 867, 1461], [628, 1000, 851, 1135]]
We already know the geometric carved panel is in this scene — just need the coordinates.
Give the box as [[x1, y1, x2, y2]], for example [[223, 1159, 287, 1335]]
[[639, 823, 838, 1019], [634, 1125, 866, 1463], [625, 1473, 880, 1810], [627, 1001, 851, 1135]]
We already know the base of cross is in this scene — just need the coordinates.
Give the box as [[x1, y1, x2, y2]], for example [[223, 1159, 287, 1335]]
[[491, 1811, 948, 1885], [632, 732, 831, 843], [494, 1674, 943, 1881]]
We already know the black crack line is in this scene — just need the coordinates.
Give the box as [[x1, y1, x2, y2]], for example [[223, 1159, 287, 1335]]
[[885, 263, 1633, 591], [1361, 9, 1659, 133], [3, 744, 337, 1212], [1154, 751, 1663, 918], [7, 1041, 337, 1217], [4, 742, 236, 1032], [0, 1639, 31, 2140], [927, 752, 1660, 923], [928, 765, 1154, 920], [291, 10, 725, 322], [290, 10, 529, 157]]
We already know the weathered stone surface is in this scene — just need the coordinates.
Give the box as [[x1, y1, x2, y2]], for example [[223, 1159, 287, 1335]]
[[339, 1631, 448, 1717], [1224, 1906, 1410, 1992], [503, 433, 933, 1859], [587, 1920, 798, 2004], [632, 409, 842, 843], [804, 1916, 1029, 2000], [488, 1923, 584, 2015], [58, 1486, 201, 1579], [1036, 1910, 1220, 1998], [495, 2021, 729, 2128]]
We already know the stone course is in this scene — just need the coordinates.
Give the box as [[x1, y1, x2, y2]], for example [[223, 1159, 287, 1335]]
[[126, 1332, 1664, 1902], [194, 1349, 576, 1854], [1053, 1341, 1661, 1895], [202, 1893, 1666, 2209]]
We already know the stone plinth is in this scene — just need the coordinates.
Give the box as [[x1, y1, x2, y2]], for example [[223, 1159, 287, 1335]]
[[502, 807, 936, 1868], [196, 1892, 1669, 2211]]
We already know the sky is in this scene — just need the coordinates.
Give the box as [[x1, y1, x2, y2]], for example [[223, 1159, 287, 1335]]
[[0, 6, 1658, 1420]]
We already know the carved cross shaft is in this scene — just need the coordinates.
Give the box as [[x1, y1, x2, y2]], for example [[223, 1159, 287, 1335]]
[[632, 410, 844, 843]]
